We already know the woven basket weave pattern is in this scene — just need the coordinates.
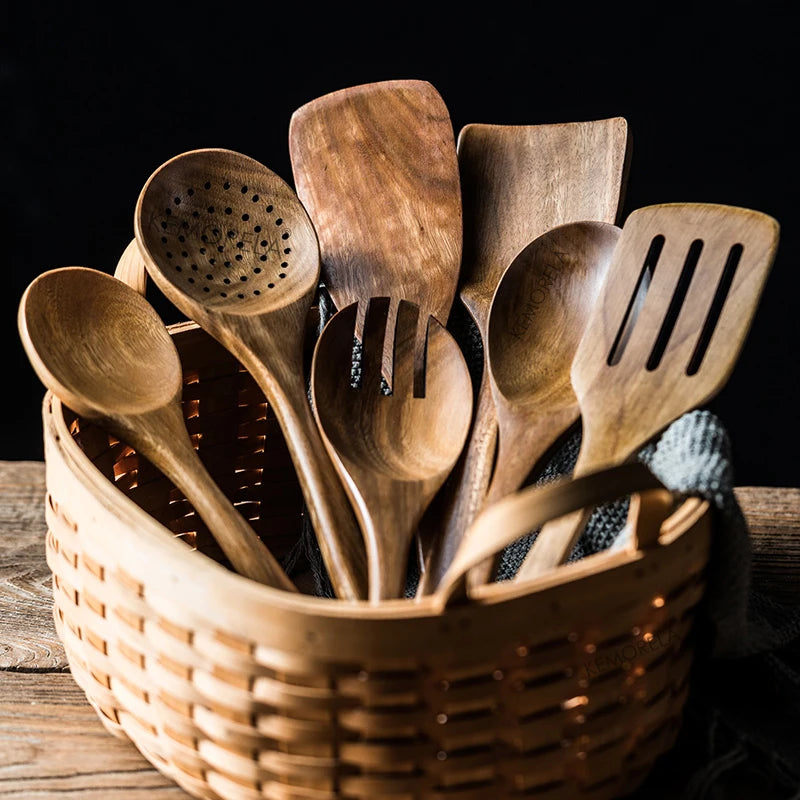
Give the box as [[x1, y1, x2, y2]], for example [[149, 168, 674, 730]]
[[41, 322, 713, 800]]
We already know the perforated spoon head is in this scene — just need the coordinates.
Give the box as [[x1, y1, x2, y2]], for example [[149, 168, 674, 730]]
[[135, 148, 320, 321], [18, 266, 181, 420], [571, 202, 780, 472]]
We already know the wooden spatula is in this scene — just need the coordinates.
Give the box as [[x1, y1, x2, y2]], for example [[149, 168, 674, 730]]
[[288, 79, 462, 386], [516, 202, 780, 581], [418, 119, 631, 593]]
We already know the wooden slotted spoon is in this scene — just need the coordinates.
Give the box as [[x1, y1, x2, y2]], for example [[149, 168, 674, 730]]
[[517, 202, 780, 581], [18, 266, 296, 591], [288, 78, 462, 387], [311, 298, 473, 602], [418, 119, 631, 593], [134, 148, 367, 601]]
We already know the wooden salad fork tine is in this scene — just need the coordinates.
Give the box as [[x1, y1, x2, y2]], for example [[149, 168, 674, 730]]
[[311, 298, 473, 602], [516, 202, 780, 582]]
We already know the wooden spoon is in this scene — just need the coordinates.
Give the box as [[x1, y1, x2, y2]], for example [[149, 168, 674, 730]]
[[516, 202, 780, 581], [485, 221, 623, 503], [134, 148, 367, 601], [311, 298, 472, 602], [288, 79, 462, 386], [417, 119, 631, 594], [17, 266, 296, 591]]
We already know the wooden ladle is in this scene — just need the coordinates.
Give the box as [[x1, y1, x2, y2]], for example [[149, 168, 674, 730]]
[[311, 298, 473, 602], [516, 202, 780, 581], [134, 148, 367, 601], [17, 266, 296, 591]]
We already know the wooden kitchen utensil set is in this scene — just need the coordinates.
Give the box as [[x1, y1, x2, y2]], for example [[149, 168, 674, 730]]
[[19, 79, 780, 799]]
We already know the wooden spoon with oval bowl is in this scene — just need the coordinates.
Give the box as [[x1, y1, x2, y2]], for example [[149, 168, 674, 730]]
[[462, 221, 621, 587], [311, 298, 473, 602], [289, 79, 462, 390], [516, 202, 780, 582], [417, 119, 631, 594], [17, 266, 296, 591], [134, 148, 367, 601]]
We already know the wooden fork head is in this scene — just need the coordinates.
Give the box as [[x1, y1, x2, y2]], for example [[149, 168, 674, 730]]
[[312, 297, 473, 483]]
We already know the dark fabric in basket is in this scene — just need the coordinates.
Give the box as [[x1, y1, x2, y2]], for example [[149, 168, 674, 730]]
[[297, 292, 800, 799]]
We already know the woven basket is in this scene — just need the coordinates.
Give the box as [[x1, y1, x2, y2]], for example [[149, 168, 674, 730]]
[[40, 264, 714, 799]]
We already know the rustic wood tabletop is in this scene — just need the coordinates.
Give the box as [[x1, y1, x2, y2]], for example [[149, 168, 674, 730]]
[[1, 459, 798, 797]]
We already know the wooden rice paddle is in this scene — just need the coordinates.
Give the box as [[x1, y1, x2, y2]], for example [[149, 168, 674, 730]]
[[311, 298, 472, 602], [18, 266, 297, 591], [418, 119, 631, 594], [134, 148, 368, 601], [288, 79, 462, 389], [516, 202, 780, 581]]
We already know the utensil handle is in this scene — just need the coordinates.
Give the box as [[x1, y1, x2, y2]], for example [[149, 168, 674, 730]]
[[416, 368, 498, 594], [124, 404, 298, 591], [515, 430, 633, 580], [113, 243, 368, 600], [433, 462, 674, 610], [248, 360, 369, 602]]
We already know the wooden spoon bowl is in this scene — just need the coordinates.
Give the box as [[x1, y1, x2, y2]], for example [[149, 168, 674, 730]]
[[486, 221, 622, 502]]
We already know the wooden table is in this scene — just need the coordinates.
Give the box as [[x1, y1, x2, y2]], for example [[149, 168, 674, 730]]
[[1, 460, 798, 797]]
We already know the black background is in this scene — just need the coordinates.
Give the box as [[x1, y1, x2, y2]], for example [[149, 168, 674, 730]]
[[3, 5, 798, 487]]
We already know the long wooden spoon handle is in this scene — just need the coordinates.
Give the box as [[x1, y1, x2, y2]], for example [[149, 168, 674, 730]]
[[250, 363, 369, 601], [514, 440, 617, 580], [514, 506, 594, 581], [417, 370, 497, 594], [128, 405, 297, 591]]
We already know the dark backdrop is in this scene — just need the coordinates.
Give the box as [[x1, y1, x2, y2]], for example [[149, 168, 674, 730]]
[[3, 6, 798, 487]]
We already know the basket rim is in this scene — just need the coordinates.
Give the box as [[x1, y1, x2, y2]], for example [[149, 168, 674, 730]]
[[43, 386, 710, 621]]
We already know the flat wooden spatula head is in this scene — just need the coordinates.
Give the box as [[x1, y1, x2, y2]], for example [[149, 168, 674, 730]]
[[572, 202, 780, 470], [288, 79, 462, 324]]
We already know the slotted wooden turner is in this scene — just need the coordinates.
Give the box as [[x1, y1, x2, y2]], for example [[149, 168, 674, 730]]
[[516, 202, 780, 581]]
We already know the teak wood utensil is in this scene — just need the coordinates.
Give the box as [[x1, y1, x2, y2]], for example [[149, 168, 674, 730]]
[[311, 298, 472, 602], [17, 266, 296, 591], [134, 147, 368, 601], [288, 78, 462, 385], [484, 221, 622, 505], [517, 202, 780, 581], [464, 221, 622, 587], [418, 119, 631, 594]]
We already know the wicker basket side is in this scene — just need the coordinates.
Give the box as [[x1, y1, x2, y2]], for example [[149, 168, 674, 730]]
[[41, 322, 714, 800]]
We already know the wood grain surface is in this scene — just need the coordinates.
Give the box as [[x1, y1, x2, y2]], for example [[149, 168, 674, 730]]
[[0, 460, 796, 797]]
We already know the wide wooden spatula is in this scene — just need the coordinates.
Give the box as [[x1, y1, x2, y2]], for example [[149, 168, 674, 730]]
[[517, 202, 780, 581], [289, 79, 462, 383]]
